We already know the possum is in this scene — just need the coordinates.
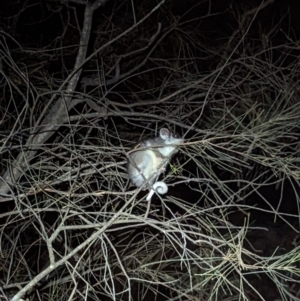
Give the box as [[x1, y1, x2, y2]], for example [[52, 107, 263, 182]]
[[127, 128, 183, 201]]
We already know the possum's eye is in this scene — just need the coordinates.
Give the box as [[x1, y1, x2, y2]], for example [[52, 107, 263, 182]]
[[173, 133, 180, 138]]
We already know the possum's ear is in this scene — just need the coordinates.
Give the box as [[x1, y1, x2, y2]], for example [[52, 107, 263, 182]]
[[159, 128, 170, 140]]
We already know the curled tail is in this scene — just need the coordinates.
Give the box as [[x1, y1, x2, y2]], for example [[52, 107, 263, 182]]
[[146, 181, 168, 201]]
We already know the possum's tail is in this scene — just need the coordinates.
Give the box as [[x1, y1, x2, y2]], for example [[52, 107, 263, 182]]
[[146, 181, 168, 201]]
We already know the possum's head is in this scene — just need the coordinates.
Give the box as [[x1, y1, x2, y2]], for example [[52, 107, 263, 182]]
[[157, 128, 183, 157]]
